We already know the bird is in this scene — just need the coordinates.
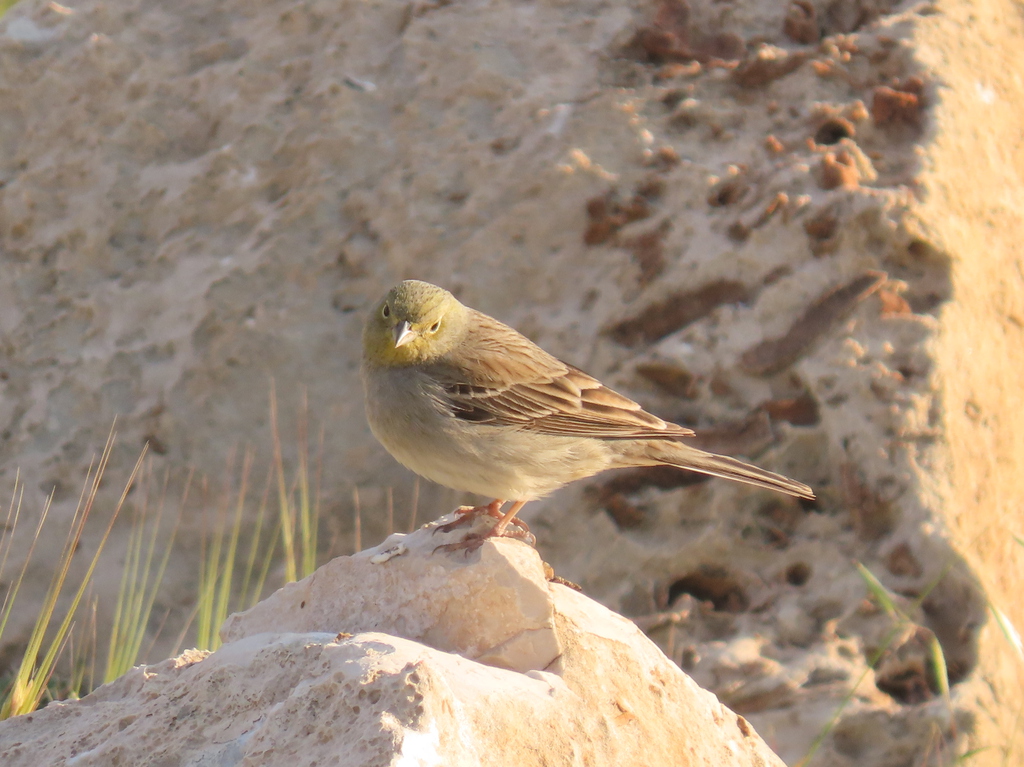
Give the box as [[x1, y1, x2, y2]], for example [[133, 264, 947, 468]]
[[361, 280, 814, 548]]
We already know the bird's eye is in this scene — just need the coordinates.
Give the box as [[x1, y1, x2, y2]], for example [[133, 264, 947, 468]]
[[429, 320, 441, 333], [382, 303, 390, 318]]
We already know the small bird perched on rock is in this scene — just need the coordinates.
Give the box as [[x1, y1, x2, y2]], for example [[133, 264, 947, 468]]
[[362, 280, 814, 547]]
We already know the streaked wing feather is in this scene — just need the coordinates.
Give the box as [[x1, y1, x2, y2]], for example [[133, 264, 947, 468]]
[[428, 311, 695, 441]]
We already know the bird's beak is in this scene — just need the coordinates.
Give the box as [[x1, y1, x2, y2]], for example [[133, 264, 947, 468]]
[[393, 321, 416, 347]]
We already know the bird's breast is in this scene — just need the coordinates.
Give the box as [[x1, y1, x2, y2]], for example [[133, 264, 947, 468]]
[[361, 365, 615, 499]]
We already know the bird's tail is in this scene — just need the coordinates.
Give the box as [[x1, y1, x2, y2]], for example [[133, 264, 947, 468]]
[[645, 442, 815, 500]]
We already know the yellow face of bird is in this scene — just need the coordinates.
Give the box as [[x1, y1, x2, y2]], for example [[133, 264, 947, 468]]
[[363, 280, 468, 366]]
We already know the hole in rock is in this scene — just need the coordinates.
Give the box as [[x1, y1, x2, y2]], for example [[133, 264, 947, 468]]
[[785, 562, 811, 586], [921, 569, 986, 684], [814, 117, 855, 145], [760, 391, 821, 426], [875, 656, 938, 704], [667, 566, 749, 612]]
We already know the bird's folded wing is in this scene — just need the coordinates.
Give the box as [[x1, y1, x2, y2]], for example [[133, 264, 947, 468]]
[[427, 313, 694, 441]]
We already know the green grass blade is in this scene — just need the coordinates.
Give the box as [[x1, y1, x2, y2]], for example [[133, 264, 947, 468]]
[[270, 383, 298, 584], [239, 466, 273, 609], [990, 604, 1024, 660], [926, 630, 951, 703], [855, 560, 901, 619], [2, 428, 145, 718], [211, 452, 251, 644]]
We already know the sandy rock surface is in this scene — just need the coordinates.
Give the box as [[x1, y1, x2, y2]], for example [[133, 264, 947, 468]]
[[0, 522, 785, 767], [1, 0, 1022, 763]]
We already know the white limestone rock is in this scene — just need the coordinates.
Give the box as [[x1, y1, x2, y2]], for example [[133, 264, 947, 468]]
[[221, 514, 562, 674], [0, 518, 784, 766]]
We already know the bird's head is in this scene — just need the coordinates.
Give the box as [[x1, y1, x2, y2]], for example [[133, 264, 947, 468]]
[[363, 280, 470, 367]]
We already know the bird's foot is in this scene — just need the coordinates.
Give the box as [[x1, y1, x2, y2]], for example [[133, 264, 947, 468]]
[[433, 519, 537, 555], [433, 500, 510, 535]]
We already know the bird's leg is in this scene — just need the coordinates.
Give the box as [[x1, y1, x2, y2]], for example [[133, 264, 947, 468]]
[[434, 499, 505, 534], [490, 500, 529, 538]]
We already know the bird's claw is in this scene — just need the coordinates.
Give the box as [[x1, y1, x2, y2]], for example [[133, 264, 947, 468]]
[[432, 520, 537, 556], [433, 505, 490, 535], [498, 521, 536, 545], [433, 533, 488, 556]]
